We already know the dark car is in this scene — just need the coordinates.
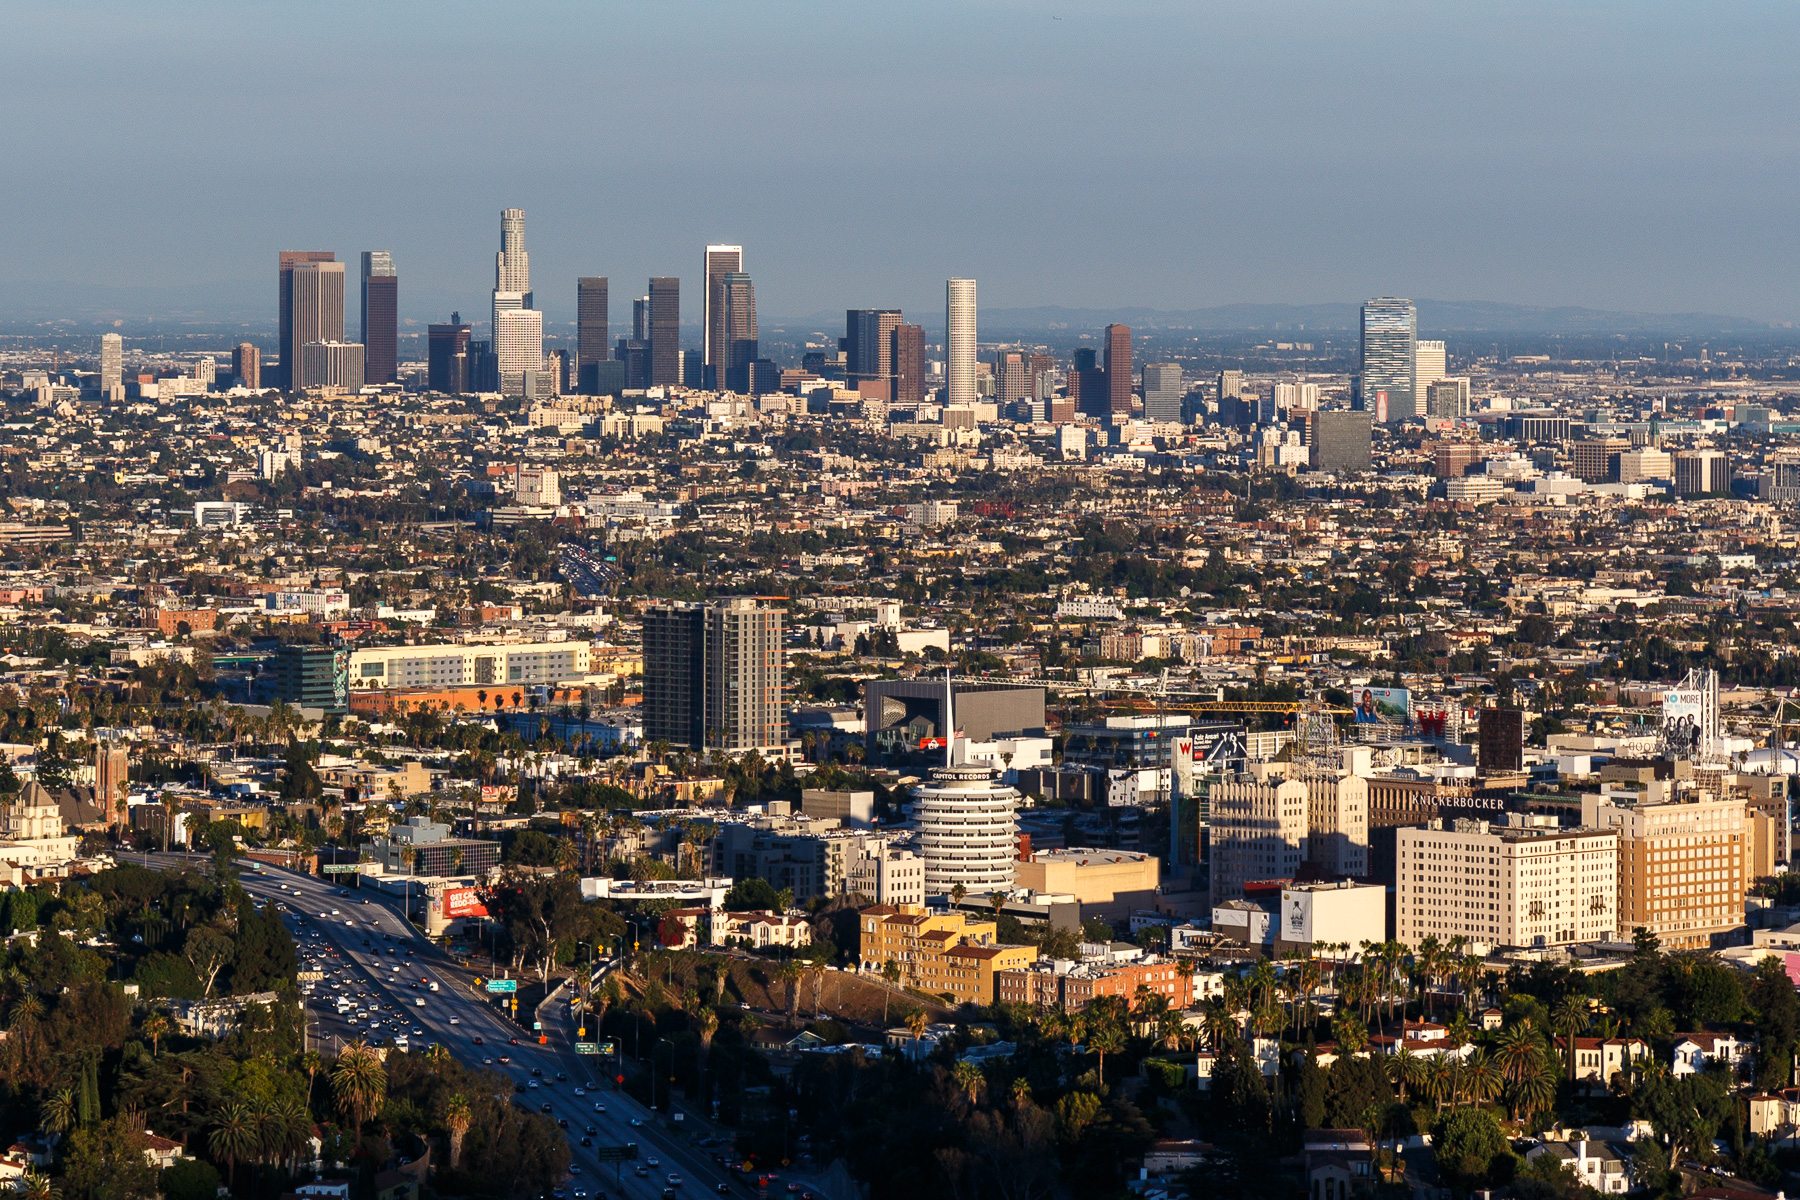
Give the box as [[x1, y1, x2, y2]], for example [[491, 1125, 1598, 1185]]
[[540, 1102, 553, 1113]]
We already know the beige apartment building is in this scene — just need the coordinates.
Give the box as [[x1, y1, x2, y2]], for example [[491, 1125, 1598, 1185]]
[[1582, 788, 1749, 949], [1396, 816, 1618, 952], [1208, 759, 1368, 907]]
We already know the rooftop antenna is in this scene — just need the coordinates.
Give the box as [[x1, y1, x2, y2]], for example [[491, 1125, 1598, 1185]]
[[943, 667, 954, 769]]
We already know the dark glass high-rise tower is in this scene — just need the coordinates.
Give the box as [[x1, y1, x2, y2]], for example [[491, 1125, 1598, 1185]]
[[1105, 323, 1133, 415], [719, 271, 758, 392], [577, 277, 609, 393], [890, 323, 926, 407], [846, 309, 902, 387], [648, 277, 680, 387], [360, 251, 398, 385]]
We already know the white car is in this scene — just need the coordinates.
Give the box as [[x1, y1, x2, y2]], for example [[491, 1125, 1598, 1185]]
[[449, 1016, 460, 1025], [414, 997, 426, 1007]]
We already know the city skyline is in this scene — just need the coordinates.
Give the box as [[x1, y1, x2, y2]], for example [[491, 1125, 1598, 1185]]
[[7, 2, 1800, 327]]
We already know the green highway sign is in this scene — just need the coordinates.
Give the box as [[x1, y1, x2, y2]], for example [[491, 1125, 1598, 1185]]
[[600, 1039, 616, 1055], [575, 1042, 599, 1055], [484, 979, 518, 994], [321, 864, 362, 875], [593, 1145, 638, 1162]]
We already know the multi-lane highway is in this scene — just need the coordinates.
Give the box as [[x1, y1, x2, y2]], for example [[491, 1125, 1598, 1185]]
[[145, 855, 778, 1200]]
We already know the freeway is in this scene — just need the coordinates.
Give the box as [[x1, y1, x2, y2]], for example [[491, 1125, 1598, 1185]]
[[143, 854, 775, 1200]]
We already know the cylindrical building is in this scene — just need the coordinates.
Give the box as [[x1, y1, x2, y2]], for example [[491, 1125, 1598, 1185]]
[[914, 761, 1018, 895]]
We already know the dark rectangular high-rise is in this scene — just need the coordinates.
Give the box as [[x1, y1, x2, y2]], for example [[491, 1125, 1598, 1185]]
[[277, 250, 334, 390], [360, 251, 398, 385], [720, 272, 758, 392], [890, 323, 925, 407], [427, 316, 471, 393], [647, 277, 680, 387], [576, 277, 609, 394], [846, 309, 902, 385], [1311, 409, 1373, 474], [1104, 323, 1133, 415]]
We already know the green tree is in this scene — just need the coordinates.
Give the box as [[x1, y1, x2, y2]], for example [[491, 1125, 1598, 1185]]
[[1433, 1106, 1513, 1192]]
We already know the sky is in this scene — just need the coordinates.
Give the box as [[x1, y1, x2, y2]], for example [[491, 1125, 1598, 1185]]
[[6, 0, 1800, 329]]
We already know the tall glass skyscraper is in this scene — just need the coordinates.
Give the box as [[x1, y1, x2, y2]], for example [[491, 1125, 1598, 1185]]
[[1359, 296, 1416, 423]]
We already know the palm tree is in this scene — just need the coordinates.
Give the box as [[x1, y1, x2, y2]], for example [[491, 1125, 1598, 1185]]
[[904, 1008, 930, 1059], [1332, 1011, 1369, 1055], [1509, 1061, 1557, 1125], [17, 1169, 57, 1200], [1424, 1054, 1455, 1111], [1551, 993, 1588, 1084], [142, 1014, 171, 1056], [300, 1050, 323, 1103], [330, 1041, 387, 1136], [696, 1007, 719, 1094], [259, 1094, 311, 1173], [1387, 1048, 1423, 1104], [39, 1087, 76, 1138], [778, 959, 804, 1027], [1009, 1077, 1033, 1109], [1493, 1022, 1543, 1088], [208, 1100, 258, 1189], [1203, 1000, 1240, 1051], [1088, 1019, 1125, 1085], [952, 1060, 985, 1108], [443, 1093, 473, 1169], [1462, 1049, 1502, 1105]]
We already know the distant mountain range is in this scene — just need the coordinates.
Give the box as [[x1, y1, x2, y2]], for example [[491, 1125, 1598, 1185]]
[[961, 300, 1790, 337]]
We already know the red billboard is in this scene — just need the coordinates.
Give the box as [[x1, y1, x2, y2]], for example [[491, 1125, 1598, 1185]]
[[443, 888, 488, 919]]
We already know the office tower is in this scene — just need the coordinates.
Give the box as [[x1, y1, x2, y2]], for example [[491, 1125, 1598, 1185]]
[[994, 350, 1033, 406], [98, 332, 122, 398], [632, 296, 650, 342], [491, 209, 541, 395], [1478, 708, 1526, 772], [616, 338, 650, 389], [1412, 338, 1446, 418], [1141, 363, 1183, 423], [1397, 819, 1617, 950], [289, 261, 347, 389], [427, 315, 471, 393], [467, 339, 498, 392], [846, 309, 902, 387], [1208, 766, 1368, 906], [544, 349, 568, 395], [1425, 377, 1472, 419], [299, 341, 365, 390], [1273, 381, 1321, 414], [1571, 436, 1631, 484], [946, 278, 977, 406], [1104, 323, 1133, 415], [277, 250, 335, 389], [1674, 450, 1729, 497], [703, 245, 744, 388], [232, 342, 260, 389], [576, 277, 609, 393], [715, 272, 758, 392], [642, 598, 784, 753], [1359, 297, 1417, 423], [1071, 347, 1108, 419], [891, 322, 926, 407], [494, 308, 545, 395], [496, 207, 531, 301], [647, 277, 680, 386], [1311, 410, 1373, 473], [360, 251, 398, 384], [682, 350, 705, 389], [1217, 369, 1246, 401]]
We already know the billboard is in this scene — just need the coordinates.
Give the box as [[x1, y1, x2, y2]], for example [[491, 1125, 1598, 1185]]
[[443, 887, 488, 919], [1660, 689, 1704, 759], [1352, 686, 1411, 725]]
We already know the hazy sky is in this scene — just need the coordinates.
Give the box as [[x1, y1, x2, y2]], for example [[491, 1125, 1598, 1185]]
[[8, 0, 1800, 327]]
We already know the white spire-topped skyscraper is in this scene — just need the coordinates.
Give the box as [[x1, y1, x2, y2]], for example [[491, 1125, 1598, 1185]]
[[492, 207, 543, 395]]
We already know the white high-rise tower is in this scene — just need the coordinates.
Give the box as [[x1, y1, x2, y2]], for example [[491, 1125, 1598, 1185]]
[[945, 278, 977, 407], [98, 332, 123, 400], [492, 207, 543, 395]]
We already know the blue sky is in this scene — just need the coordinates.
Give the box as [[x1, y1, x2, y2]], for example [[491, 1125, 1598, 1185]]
[[7, 1, 1799, 326]]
